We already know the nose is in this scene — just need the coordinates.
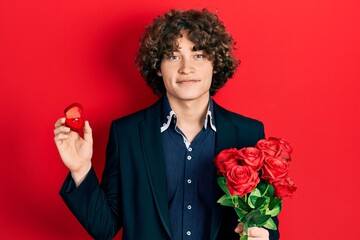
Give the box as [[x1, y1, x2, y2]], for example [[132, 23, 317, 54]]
[[178, 59, 195, 74]]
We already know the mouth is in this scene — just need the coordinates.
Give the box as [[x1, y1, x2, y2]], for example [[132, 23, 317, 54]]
[[176, 79, 200, 84]]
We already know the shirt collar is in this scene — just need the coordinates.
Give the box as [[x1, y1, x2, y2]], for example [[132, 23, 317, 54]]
[[160, 95, 217, 133]]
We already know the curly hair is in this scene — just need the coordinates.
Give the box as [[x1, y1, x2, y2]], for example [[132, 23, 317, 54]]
[[135, 9, 239, 96]]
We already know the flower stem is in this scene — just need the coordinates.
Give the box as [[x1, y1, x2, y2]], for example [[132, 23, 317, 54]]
[[239, 232, 247, 240], [262, 183, 270, 197]]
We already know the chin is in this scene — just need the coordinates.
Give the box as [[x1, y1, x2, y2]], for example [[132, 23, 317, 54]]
[[167, 89, 210, 102], [177, 93, 209, 102]]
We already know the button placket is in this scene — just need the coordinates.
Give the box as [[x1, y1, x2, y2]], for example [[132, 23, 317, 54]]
[[184, 143, 194, 238]]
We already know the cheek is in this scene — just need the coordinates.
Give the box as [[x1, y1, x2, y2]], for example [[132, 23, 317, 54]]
[[204, 65, 214, 81], [159, 63, 177, 79], [205, 71, 214, 87]]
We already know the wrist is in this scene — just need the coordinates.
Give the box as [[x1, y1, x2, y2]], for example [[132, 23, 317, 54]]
[[71, 163, 92, 187]]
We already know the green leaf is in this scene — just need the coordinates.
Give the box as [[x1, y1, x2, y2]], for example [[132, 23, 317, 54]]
[[248, 188, 261, 208], [256, 180, 268, 194], [248, 210, 271, 226], [266, 184, 275, 197], [249, 196, 256, 208], [257, 180, 275, 197], [269, 198, 282, 210], [244, 209, 258, 222], [217, 194, 234, 207], [251, 188, 261, 197], [266, 202, 282, 217], [234, 207, 246, 219], [217, 177, 230, 195], [238, 197, 252, 212], [263, 217, 277, 230], [245, 210, 271, 226], [252, 214, 271, 226], [254, 197, 267, 209]]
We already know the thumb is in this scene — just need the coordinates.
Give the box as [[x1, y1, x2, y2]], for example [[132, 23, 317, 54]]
[[235, 222, 244, 233], [83, 120, 93, 144]]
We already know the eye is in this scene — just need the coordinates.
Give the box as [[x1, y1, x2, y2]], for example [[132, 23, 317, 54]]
[[194, 53, 205, 59], [167, 55, 180, 60]]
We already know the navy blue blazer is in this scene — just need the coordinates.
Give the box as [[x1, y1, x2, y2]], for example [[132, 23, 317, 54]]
[[60, 97, 279, 240]]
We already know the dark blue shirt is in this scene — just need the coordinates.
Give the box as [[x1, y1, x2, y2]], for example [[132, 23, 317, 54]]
[[161, 96, 218, 240]]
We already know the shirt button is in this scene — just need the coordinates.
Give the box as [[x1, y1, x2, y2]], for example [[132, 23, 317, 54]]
[[187, 156, 192, 160], [187, 231, 191, 236], [187, 204, 192, 210], [187, 179, 192, 184], [188, 147, 192, 152]]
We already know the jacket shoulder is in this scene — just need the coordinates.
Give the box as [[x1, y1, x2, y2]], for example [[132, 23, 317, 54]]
[[213, 102, 265, 144], [112, 108, 147, 127], [110, 98, 161, 131], [214, 102, 264, 127]]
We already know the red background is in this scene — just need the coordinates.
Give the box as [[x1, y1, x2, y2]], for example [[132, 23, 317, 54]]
[[1, 0, 359, 239]]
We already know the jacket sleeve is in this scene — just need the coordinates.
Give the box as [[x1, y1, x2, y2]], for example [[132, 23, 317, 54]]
[[59, 121, 122, 240]]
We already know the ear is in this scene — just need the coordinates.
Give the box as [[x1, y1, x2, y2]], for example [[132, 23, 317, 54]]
[[157, 70, 162, 77]]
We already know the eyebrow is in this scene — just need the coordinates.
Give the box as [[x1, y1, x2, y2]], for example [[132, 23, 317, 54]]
[[170, 46, 203, 52]]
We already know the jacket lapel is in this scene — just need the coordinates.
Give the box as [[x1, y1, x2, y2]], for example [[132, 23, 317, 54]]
[[210, 102, 239, 240], [138, 99, 172, 238], [214, 103, 239, 155]]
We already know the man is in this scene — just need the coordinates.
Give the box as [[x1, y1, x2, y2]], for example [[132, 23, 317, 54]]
[[54, 9, 279, 240]]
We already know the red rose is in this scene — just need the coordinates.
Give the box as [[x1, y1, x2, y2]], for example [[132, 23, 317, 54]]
[[268, 137, 292, 161], [261, 156, 289, 183], [256, 139, 279, 156], [256, 139, 290, 161], [213, 148, 241, 176], [238, 147, 264, 171], [226, 166, 260, 197], [273, 177, 297, 198]]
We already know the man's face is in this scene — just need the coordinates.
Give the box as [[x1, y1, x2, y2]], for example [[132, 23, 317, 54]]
[[158, 31, 213, 103]]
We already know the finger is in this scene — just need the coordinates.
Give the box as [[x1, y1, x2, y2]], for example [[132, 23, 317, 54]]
[[83, 121, 93, 144], [247, 227, 269, 237], [54, 133, 69, 142], [54, 125, 71, 135], [234, 223, 243, 233], [54, 117, 66, 128]]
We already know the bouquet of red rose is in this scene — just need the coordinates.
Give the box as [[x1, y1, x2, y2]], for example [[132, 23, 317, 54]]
[[213, 137, 297, 240]]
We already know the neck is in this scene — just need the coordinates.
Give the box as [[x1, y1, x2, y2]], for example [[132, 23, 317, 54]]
[[166, 93, 210, 142], [167, 93, 209, 121]]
